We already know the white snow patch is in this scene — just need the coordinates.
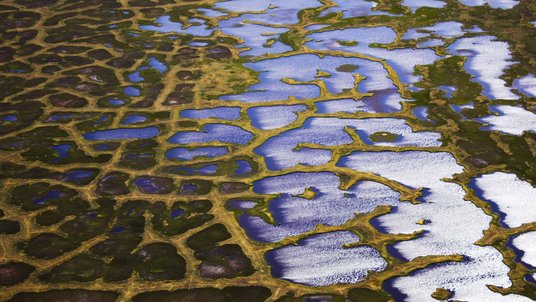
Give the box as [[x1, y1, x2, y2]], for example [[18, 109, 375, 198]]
[[265, 231, 387, 286], [338, 151, 530, 301], [319, 0, 393, 18], [472, 172, 536, 228], [306, 27, 439, 85], [403, 0, 446, 11], [417, 39, 444, 48], [214, 0, 322, 25], [459, 0, 519, 9], [256, 118, 442, 170], [180, 107, 241, 120], [316, 90, 404, 113], [140, 16, 213, 36], [513, 74, 536, 98], [221, 54, 395, 102], [168, 124, 253, 145], [449, 36, 518, 100], [512, 232, 536, 268], [248, 105, 306, 130], [218, 21, 291, 56], [403, 21, 465, 40], [243, 172, 400, 242], [478, 105, 536, 136]]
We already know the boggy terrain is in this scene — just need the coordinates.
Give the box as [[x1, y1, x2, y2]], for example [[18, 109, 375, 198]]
[[0, 0, 536, 301]]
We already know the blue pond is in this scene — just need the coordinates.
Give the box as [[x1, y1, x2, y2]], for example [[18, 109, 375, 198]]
[[173, 164, 218, 175], [128, 57, 168, 83], [107, 99, 126, 106], [84, 127, 159, 141], [236, 160, 252, 175], [124, 86, 141, 96], [148, 57, 168, 72], [171, 209, 185, 218], [166, 146, 228, 161], [128, 71, 144, 83], [51, 144, 71, 163], [134, 177, 170, 194], [61, 169, 99, 184], [121, 114, 148, 125], [2, 114, 18, 122], [33, 190, 62, 206], [180, 107, 241, 120], [168, 124, 253, 145], [111, 226, 126, 234], [140, 16, 214, 37]]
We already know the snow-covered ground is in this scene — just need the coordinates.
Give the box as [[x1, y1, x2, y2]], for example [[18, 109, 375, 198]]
[[255, 118, 442, 170], [448, 36, 518, 100], [512, 232, 536, 268], [241, 172, 400, 242], [265, 231, 387, 286], [248, 105, 307, 130], [338, 151, 531, 301], [459, 0, 520, 9], [477, 105, 536, 136], [472, 172, 536, 228]]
